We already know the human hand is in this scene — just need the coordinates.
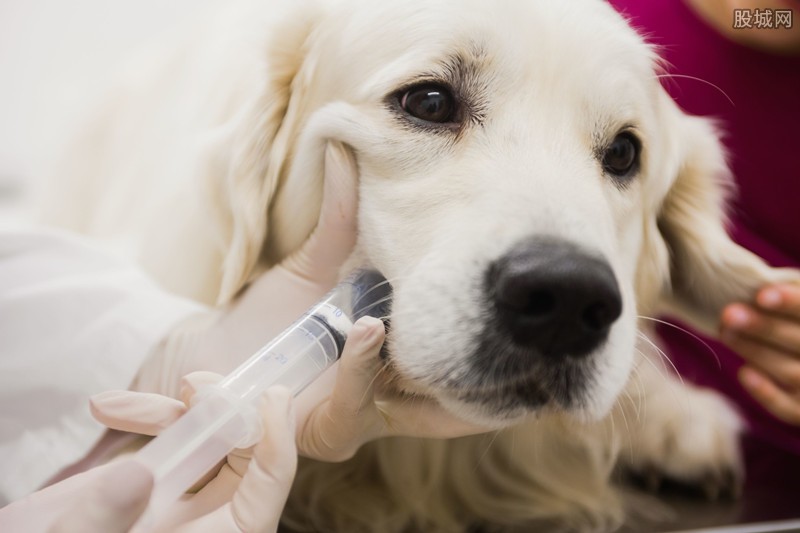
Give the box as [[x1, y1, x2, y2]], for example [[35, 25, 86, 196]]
[[105, 316, 488, 471], [47, 461, 154, 533], [720, 283, 800, 425], [90, 379, 297, 532], [293, 316, 490, 461], [0, 459, 153, 533], [0, 383, 294, 533], [133, 142, 360, 397]]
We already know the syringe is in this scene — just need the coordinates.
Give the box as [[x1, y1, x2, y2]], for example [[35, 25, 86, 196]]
[[132, 269, 391, 529]]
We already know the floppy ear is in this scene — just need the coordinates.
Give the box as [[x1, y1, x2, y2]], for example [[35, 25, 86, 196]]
[[657, 115, 799, 334], [210, 7, 324, 303]]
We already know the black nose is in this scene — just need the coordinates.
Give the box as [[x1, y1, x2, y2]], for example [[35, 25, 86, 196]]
[[489, 237, 622, 357]]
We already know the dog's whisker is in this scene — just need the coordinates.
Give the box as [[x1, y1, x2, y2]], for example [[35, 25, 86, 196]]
[[473, 429, 501, 473], [609, 397, 635, 465], [357, 363, 392, 412], [621, 386, 639, 424], [636, 344, 690, 416], [349, 271, 416, 318], [352, 295, 394, 319], [654, 73, 735, 107], [636, 328, 687, 387], [635, 344, 668, 382], [637, 315, 722, 370], [631, 362, 648, 426], [350, 274, 407, 310], [607, 403, 616, 442]]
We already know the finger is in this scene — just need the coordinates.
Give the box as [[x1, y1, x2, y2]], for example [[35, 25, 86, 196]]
[[754, 283, 800, 320], [286, 142, 359, 283], [165, 465, 242, 533], [327, 317, 386, 418], [721, 331, 800, 390], [231, 387, 298, 532], [90, 390, 186, 435], [49, 460, 153, 533], [739, 366, 800, 426], [298, 317, 385, 461], [179, 371, 225, 407], [170, 387, 297, 533], [722, 304, 800, 357], [318, 142, 359, 235]]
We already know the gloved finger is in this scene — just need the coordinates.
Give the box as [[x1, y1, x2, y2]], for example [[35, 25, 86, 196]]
[[231, 387, 297, 532], [90, 390, 186, 436], [48, 460, 153, 533], [284, 142, 359, 284], [172, 388, 297, 533], [165, 465, 242, 532], [327, 317, 386, 420], [298, 317, 385, 461], [317, 141, 359, 236], [179, 371, 225, 407]]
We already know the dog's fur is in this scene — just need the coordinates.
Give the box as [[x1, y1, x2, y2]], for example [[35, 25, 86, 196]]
[[40, 0, 800, 531]]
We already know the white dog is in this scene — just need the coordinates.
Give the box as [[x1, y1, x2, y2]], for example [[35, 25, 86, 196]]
[[40, 0, 799, 530]]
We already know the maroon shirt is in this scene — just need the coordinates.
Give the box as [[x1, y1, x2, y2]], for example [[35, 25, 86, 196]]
[[609, 0, 800, 503]]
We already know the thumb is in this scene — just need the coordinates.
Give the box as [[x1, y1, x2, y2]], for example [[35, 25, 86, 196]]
[[282, 142, 359, 283], [48, 460, 153, 533], [297, 317, 386, 461]]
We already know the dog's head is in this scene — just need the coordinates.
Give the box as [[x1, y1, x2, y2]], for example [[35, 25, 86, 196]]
[[217, 0, 794, 426]]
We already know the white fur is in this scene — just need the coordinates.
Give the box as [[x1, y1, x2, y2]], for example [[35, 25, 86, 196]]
[[39, 0, 800, 530]]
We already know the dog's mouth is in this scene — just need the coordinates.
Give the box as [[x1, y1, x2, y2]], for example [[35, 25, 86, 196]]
[[433, 352, 598, 420], [368, 236, 627, 422], [379, 321, 601, 422]]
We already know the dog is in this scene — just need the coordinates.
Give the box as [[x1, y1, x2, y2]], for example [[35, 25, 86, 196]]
[[39, 0, 800, 530]]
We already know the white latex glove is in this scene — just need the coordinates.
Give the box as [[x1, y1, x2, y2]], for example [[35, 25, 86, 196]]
[[133, 141, 360, 397], [95, 321, 489, 467], [0, 385, 296, 533]]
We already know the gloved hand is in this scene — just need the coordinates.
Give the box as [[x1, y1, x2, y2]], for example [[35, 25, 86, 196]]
[[0, 385, 296, 533], [93, 380, 296, 533], [292, 316, 490, 461], [132, 142, 360, 398], [94, 321, 488, 467]]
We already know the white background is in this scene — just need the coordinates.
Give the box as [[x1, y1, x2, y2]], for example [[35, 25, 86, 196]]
[[0, 0, 217, 219]]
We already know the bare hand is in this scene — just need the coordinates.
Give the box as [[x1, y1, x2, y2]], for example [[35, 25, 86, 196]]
[[720, 283, 800, 425]]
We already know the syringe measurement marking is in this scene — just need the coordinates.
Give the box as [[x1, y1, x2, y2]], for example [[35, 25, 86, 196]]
[[257, 326, 326, 370]]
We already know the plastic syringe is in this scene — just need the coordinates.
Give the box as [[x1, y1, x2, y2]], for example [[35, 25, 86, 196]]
[[132, 269, 391, 530]]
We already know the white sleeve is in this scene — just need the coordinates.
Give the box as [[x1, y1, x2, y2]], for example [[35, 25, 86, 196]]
[[0, 227, 207, 503]]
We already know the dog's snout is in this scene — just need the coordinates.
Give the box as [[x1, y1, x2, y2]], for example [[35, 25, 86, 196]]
[[489, 238, 622, 357]]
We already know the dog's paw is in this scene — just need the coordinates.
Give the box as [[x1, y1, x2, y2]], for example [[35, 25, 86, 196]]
[[617, 383, 744, 500]]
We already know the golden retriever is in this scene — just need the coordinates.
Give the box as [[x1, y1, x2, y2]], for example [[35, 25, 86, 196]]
[[39, 0, 800, 530]]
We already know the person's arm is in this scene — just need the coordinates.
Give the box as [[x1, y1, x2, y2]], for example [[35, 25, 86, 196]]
[[0, 228, 206, 503]]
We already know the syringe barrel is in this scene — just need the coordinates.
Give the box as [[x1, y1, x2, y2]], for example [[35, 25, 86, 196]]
[[133, 270, 390, 530], [134, 394, 250, 527]]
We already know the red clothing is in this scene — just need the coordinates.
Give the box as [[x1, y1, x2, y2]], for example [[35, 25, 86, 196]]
[[609, 0, 800, 503]]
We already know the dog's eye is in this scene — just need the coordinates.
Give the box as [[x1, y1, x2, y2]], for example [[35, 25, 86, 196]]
[[399, 85, 456, 124], [602, 132, 640, 178]]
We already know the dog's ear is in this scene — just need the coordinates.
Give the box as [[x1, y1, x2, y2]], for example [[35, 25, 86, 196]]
[[213, 7, 322, 303], [655, 114, 798, 334]]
